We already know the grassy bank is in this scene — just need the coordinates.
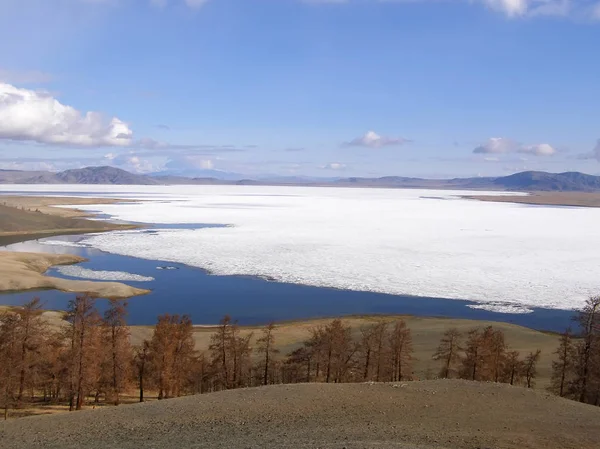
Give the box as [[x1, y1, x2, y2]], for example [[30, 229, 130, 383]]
[[0, 196, 147, 298]]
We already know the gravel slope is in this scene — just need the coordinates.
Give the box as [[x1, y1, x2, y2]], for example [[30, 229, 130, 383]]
[[2, 380, 600, 449]]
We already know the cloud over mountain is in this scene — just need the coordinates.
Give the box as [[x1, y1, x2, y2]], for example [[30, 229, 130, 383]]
[[474, 138, 556, 157]]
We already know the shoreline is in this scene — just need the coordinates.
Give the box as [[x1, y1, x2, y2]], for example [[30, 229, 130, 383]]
[[0, 195, 149, 299], [463, 191, 600, 208]]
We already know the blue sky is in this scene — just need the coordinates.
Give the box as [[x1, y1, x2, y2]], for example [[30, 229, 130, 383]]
[[1, 0, 599, 178]]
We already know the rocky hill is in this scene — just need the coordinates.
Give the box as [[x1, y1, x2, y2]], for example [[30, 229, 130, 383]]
[[1, 380, 599, 449]]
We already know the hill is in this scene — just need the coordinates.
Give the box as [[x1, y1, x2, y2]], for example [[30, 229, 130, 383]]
[[1, 380, 599, 449], [0, 166, 158, 185], [2, 166, 600, 191]]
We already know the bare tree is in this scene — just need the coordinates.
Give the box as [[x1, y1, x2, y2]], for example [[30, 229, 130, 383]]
[[257, 322, 279, 386], [209, 315, 234, 389], [389, 320, 413, 381], [102, 300, 131, 405], [502, 350, 523, 386], [524, 350, 542, 388], [133, 340, 150, 402], [488, 329, 507, 382], [65, 295, 101, 411], [573, 297, 600, 403], [433, 328, 462, 379], [549, 329, 575, 397], [14, 298, 46, 408], [461, 328, 483, 381], [0, 312, 19, 419]]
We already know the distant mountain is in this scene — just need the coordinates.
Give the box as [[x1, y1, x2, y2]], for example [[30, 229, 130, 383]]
[[0, 166, 158, 185], [56, 167, 159, 185], [334, 171, 600, 192], [1, 167, 600, 191], [490, 171, 600, 191]]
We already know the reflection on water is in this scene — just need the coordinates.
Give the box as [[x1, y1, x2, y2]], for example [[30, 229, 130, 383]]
[[0, 235, 575, 331]]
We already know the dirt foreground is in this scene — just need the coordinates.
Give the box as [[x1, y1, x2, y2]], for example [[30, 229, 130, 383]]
[[2, 380, 599, 449]]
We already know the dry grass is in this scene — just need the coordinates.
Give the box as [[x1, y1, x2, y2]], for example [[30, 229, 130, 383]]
[[0, 251, 150, 299], [0, 196, 129, 218]]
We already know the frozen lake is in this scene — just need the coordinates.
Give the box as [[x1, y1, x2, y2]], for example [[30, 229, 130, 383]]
[[2, 184, 599, 316]]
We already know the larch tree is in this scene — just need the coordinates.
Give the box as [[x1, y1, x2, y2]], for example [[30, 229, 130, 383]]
[[133, 340, 150, 403], [257, 322, 279, 386], [524, 350, 542, 389], [488, 328, 507, 383], [0, 312, 19, 419], [549, 328, 575, 397], [433, 328, 462, 379], [461, 328, 484, 381], [65, 294, 101, 411], [150, 314, 196, 399], [503, 350, 523, 386], [101, 299, 132, 405], [14, 298, 47, 408], [573, 296, 600, 403], [209, 315, 234, 390], [323, 319, 355, 383], [171, 315, 196, 397], [389, 320, 413, 382]]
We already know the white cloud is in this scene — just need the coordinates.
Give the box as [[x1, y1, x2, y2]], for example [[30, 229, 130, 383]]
[[474, 138, 556, 157], [345, 131, 410, 149], [323, 162, 346, 170], [473, 137, 518, 154], [592, 2, 600, 18], [482, 0, 528, 16], [518, 143, 557, 156], [104, 152, 159, 173], [0, 82, 133, 147]]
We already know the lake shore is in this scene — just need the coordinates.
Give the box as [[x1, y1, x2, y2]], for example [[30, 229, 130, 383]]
[[463, 191, 600, 208], [0, 196, 149, 299]]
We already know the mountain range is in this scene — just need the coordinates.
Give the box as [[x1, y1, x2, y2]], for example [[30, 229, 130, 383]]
[[2, 166, 600, 192]]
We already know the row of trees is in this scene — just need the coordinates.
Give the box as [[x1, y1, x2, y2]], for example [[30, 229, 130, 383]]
[[1, 295, 599, 418]]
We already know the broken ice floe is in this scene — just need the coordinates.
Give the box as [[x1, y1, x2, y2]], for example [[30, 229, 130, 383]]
[[56, 266, 155, 282], [467, 303, 534, 314]]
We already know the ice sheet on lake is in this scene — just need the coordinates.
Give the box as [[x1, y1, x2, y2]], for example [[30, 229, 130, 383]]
[[5, 184, 598, 312], [56, 266, 155, 282], [40, 240, 92, 248]]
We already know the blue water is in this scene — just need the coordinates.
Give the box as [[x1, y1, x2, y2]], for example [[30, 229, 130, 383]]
[[0, 235, 575, 331]]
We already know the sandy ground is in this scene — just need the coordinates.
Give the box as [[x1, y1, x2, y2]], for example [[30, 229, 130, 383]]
[[0, 196, 148, 299], [2, 380, 599, 449], [464, 191, 600, 208], [129, 315, 564, 388], [0, 251, 149, 299]]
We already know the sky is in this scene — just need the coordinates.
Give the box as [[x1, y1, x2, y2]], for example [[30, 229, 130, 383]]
[[0, 0, 599, 179]]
